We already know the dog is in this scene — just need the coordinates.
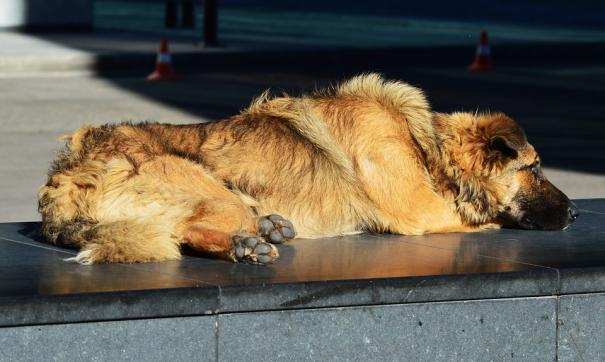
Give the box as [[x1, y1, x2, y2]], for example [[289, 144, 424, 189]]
[[38, 73, 578, 265]]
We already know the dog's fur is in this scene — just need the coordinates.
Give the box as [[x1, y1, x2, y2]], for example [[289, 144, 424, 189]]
[[38, 74, 576, 264]]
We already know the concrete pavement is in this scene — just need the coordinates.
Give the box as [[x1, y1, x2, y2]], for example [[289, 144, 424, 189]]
[[0, 76, 205, 222], [0, 3, 604, 221], [3, 1, 605, 75]]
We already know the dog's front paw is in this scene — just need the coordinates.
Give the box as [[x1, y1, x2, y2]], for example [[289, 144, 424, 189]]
[[232, 234, 279, 265], [257, 214, 296, 244]]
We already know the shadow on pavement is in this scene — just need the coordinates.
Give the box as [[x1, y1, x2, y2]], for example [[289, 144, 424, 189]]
[[10, 1, 605, 175], [82, 58, 605, 174]]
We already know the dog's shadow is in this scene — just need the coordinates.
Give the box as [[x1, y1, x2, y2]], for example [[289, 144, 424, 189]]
[[18, 222, 49, 244]]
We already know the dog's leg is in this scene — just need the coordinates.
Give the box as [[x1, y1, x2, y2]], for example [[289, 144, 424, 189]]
[[430, 223, 500, 233], [183, 225, 279, 264], [179, 199, 295, 264], [181, 209, 295, 264], [128, 154, 296, 264]]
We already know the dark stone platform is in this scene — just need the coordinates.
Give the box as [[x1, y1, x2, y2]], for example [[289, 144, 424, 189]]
[[2, 199, 605, 361], [1, 199, 604, 327]]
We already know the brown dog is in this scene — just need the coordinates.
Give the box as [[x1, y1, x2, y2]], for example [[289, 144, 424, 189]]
[[38, 74, 577, 265]]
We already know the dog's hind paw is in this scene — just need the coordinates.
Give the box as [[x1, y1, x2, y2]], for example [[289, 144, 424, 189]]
[[257, 214, 296, 244], [232, 234, 279, 265]]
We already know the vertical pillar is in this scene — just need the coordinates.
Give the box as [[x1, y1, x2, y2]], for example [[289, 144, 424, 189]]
[[182, 0, 195, 28], [203, 0, 218, 46], [165, 0, 178, 28]]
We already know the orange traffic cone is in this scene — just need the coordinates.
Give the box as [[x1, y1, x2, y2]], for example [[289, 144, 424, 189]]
[[468, 31, 494, 71], [147, 38, 175, 80]]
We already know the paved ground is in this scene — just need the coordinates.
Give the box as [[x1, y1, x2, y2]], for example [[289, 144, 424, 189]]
[[2, 1, 605, 75], [0, 2, 603, 221], [94, 1, 605, 47]]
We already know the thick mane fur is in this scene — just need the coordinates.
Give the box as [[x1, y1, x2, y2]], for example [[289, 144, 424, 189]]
[[244, 89, 361, 184], [333, 73, 437, 162], [244, 73, 437, 183]]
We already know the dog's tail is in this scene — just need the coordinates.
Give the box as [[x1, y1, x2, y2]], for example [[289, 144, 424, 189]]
[[38, 140, 181, 264], [61, 220, 180, 264], [39, 178, 181, 264], [39, 186, 182, 264]]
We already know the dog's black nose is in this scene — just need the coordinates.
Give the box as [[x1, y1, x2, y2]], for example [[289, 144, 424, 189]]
[[568, 202, 579, 222]]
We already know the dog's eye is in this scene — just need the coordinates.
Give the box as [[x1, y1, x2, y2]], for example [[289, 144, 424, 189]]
[[531, 165, 540, 176]]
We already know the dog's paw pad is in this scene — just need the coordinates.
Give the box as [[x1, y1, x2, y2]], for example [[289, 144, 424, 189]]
[[232, 234, 278, 265], [257, 214, 296, 244]]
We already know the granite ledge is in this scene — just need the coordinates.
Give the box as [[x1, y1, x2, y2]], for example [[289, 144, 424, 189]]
[[1, 198, 604, 327], [0, 268, 561, 327], [6, 265, 605, 327], [0, 286, 219, 328], [217, 269, 559, 313], [558, 266, 605, 295]]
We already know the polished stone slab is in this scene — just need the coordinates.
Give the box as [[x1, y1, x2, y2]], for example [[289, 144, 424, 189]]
[[0, 199, 603, 325], [0, 232, 219, 326], [219, 297, 557, 362], [0, 316, 216, 362], [391, 199, 605, 294], [400, 199, 605, 269], [558, 292, 605, 362], [130, 228, 558, 311]]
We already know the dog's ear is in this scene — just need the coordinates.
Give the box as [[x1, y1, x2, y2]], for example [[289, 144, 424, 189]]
[[484, 114, 527, 159], [488, 134, 523, 159]]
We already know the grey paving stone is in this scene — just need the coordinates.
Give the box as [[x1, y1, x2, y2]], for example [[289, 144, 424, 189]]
[[0, 316, 217, 362], [218, 297, 557, 362], [0, 287, 220, 327], [559, 267, 605, 294], [558, 293, 605, 362]]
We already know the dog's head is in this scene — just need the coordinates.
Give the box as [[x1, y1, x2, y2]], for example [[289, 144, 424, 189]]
[[435, 112, 578, 230]]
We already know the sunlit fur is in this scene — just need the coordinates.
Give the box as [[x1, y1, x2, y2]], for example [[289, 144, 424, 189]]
[[38, 73, 569, 264]]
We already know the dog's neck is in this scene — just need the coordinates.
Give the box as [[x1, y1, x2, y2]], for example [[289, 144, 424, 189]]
[[424, 113, 500, 226]]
